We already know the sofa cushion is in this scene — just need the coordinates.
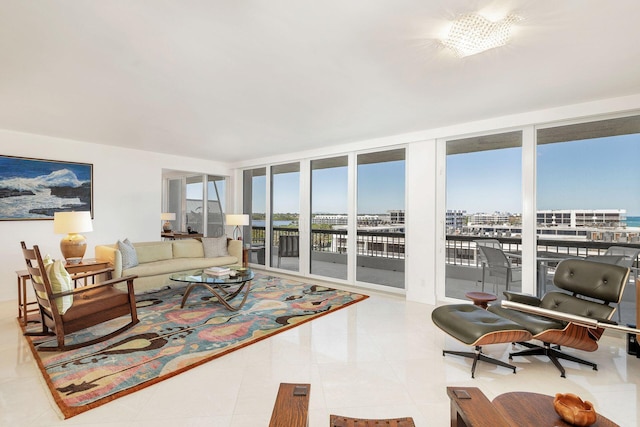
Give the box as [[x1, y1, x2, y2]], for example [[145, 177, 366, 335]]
[[118, 239, 138, 269], [202, 237, 229, 258], [135, 242, 173, 263], [124, 256, 238, 278], [172, 239, 204, 258]]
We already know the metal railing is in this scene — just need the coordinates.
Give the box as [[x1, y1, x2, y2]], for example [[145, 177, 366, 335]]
[[249, 226, 405, 259], [446, 235, 640, 271]]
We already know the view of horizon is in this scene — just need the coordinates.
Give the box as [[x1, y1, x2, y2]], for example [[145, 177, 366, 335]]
[[447, 133, 640, 217]]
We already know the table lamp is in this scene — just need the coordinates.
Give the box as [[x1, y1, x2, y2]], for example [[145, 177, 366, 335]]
[[161, 212, 176, 232], [53, 211, 93, 264], [226, 214, 250, 240]]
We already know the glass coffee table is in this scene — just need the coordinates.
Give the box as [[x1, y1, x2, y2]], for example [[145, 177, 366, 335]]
[[169, 267, 255, 311]]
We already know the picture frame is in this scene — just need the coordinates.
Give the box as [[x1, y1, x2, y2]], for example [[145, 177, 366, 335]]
[[0, 155, 93, 220]]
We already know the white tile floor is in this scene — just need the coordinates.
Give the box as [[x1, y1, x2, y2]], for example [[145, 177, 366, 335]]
[[1, 279, 639, 426]]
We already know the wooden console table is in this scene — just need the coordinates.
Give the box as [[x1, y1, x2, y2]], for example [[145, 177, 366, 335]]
[[448, 387, 618, 426], [161, 232, 203, 240]]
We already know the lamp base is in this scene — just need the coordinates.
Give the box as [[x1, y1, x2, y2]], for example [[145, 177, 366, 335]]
[[60, 233, 87, 264], [163, 221, 172, 232]]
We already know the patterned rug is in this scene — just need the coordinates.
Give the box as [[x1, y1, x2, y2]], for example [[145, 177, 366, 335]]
[[23, 273, 368, 419]]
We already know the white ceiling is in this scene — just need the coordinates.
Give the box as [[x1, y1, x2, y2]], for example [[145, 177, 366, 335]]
[[1, 1, 639, 163]]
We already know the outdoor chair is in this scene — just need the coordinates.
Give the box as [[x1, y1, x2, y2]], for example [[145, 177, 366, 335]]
[[605, 245, 640, 282], [277, 235, 299, 267], [488, 258, 629, 377], [21, 241, 139, 351], [476, 245, 521, 293]]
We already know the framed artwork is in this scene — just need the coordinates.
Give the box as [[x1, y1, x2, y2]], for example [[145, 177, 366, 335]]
[[0, 155, 93, 220]]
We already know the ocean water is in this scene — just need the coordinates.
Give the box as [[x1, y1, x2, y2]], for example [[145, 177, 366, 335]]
[[0, 169, 88, 218], [627, 216, 640, 227]]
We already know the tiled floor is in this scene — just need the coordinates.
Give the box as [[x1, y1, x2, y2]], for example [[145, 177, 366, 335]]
[[1, 276, 639, 426]]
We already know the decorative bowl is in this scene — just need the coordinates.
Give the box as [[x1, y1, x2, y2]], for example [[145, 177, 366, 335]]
[[553, 393, 597, 426]]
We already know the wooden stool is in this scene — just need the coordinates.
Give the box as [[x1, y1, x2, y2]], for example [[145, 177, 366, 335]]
[[465, 291, 497, 309]]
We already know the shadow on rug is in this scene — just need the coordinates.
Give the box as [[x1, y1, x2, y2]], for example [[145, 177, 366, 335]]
[[23, 273, 368, 419]]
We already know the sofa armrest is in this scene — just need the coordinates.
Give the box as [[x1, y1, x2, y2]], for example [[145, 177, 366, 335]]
[[95, 244, 123, 279], [227, 239, 243, 265], [502, 291, 541, 306]]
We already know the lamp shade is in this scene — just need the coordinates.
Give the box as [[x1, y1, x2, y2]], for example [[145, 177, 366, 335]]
[[226, 214, 250, 226], [53, 211, 93, 234], [161, 212, 176, 221]]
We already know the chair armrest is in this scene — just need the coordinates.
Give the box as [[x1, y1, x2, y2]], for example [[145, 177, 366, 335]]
[[502, 291, 541, 306], [50, 275, 138, 299]]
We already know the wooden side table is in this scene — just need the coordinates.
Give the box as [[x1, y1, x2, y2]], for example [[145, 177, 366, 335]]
[[15, 270, 39, 326], [465, 291, 497, 309], [493, 391, 619, 426]]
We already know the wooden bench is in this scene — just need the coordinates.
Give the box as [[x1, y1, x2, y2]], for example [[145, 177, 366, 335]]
[[447, 387, 510, 427], [269, 383, 310, 427]]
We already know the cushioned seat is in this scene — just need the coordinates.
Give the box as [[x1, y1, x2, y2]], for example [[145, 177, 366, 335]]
[[487, 259, 629, 377], [432, 304, 532, 378]]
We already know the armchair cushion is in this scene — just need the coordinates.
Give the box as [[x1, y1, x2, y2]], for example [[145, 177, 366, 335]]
[[31, 255, 73, 314], [202, 237, 229, 258], [117, 238, 139, 269], [45, 257, 73, 314], [488, 305, 566, 336]]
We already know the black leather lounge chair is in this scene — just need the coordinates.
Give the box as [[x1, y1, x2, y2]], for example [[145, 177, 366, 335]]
[[488, 258, 629, 377]]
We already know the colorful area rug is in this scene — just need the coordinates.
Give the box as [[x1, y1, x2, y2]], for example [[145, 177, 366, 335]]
[[23, 273, 368, 419]]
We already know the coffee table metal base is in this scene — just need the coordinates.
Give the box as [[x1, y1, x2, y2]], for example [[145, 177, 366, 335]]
[[180, 280, 252, 311]]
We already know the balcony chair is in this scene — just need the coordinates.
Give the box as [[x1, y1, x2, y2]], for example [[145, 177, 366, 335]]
[[605, 245, 640, 282], [476, 245, 521, 294], [488, 258, 629, 377], [21, 241, 139, 351], [277, 235, 299, 267]]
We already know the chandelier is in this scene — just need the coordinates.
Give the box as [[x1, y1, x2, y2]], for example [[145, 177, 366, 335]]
[[442, 13, 522, 57]]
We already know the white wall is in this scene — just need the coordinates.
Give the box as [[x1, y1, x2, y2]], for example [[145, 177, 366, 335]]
[[3, 93, 640, 305], [0, 129, 231, 302]]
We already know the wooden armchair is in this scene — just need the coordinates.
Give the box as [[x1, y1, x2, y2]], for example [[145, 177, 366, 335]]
[[21, 241, 139, 351]]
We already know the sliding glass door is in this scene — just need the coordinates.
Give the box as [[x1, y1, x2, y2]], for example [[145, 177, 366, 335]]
[[444, 131, 523, 300], [356, 149, 405, 289], [270, 163, 300, 271], [310, 156, 348, 280]]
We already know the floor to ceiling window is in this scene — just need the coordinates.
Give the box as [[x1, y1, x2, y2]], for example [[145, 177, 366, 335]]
[[271, 163, 300, 272], [444, 131, 523, 300], [356, 149, 405, 289], [164, 173, 226, 237], [536, 115, 640, 326], [243, 167, 266, 265], [310, 156, 348, 280]]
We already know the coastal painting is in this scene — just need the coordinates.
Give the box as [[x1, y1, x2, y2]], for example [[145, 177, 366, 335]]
[[0, 155, 92, 220]]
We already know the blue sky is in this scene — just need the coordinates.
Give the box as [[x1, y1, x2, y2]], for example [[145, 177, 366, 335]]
[[252, 160, 406, 215], [447, 134, 640, 216]]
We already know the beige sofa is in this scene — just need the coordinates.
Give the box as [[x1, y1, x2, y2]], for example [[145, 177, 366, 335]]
[[95, 238, 242, 293]]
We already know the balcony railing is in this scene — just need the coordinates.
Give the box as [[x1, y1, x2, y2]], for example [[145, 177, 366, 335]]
[[445, 235, 640, 273], [249, 226, 405, 259]]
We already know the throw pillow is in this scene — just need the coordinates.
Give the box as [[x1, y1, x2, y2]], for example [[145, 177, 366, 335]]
[[118, 238, 139, 269], [202, 237, 229, 258], [45, 258, 73, 315]]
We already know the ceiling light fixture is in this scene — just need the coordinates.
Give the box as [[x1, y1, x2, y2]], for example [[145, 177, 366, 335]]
[[442, 13, 522, 58]]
